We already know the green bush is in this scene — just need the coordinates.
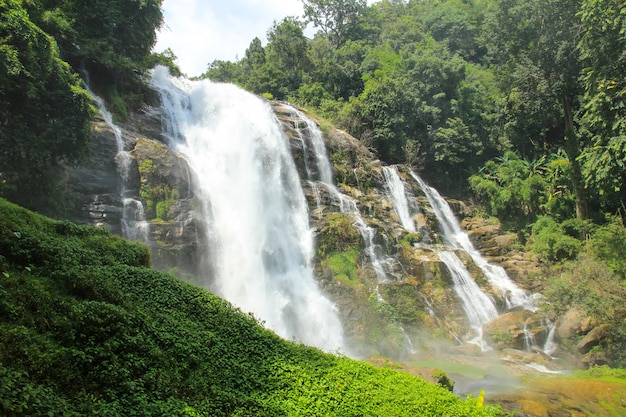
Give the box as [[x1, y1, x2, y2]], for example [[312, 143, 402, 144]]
[[530, 217, 582, 262], [589, 216, 626, 279], [0, 199, 505, 416]]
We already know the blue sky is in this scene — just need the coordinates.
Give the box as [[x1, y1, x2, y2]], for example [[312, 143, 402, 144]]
[[154, 0, 378, 77]]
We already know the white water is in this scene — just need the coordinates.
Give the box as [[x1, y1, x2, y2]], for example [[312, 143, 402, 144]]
[[285, 104, 334, 185], [542, 320, 558, 356], [438, 251, 498, 349], [286, 105, 419, 352], [410, 172, 534, 311], [150, 67, 344, 352], [285, 104, 395, 283], [382, 166, 416, 232], [85, 82, 149, 242]]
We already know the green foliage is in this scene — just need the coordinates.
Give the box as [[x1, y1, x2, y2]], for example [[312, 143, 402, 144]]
[[301, 0, 368, 48], [0, 198, 505, 415], [578, 0, 626, 213], [542, 255, 626, 366], [322, 249, 360, 287], [379, 283, 426, 326], [588, 216, 626, 279], [470, 152, 549, 228], [0, 0, 94, 213], [530, 217, 582, 262], [318, 212, 360, 255], [399, 231, 421, 248]]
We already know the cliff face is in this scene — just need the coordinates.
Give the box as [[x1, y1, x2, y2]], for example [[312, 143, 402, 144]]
[[64, 94, 599, 365]]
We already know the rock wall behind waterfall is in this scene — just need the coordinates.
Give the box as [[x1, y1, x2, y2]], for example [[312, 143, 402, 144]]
[[65, 95, 556, 360]]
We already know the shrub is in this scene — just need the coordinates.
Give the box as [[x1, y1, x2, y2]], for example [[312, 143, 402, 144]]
[[530, 217, 581, 262]]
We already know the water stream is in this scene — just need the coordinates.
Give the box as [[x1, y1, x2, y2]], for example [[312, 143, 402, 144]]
[[150, 67, 345, 352], [410, 172, 534, 311], [382, 166, 416, 232], [85, 82, 149, 242]]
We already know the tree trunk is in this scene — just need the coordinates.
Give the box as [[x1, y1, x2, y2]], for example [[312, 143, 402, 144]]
[[562, 94, 587, 220]]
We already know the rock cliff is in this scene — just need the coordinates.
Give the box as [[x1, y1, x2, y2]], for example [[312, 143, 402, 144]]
[[64, 92, 602, 367]]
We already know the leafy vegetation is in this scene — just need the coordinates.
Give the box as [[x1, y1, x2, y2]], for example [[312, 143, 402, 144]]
[[0, 198, 505, 416], [0, 0, 179, 214], [0, 0, 94, 213], [200, 0, 623, 219]]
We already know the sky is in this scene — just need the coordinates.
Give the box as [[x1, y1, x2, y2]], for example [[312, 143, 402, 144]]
[[154, 0, 378, 78]]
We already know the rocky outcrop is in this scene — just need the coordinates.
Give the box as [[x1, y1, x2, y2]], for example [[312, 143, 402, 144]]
[[66, 116, 125, 234], [67, 96, 585, 363], [482, 310, 550, 351]]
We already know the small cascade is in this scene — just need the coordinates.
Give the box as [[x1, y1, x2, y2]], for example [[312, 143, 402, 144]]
[[522, 322, 538, 352], [438, 251, 498, 348], [285, 104, 395, 283], [150, 67, 345, 353], [286, 105, 417, 352], [284, 104, 334, 185], [410, 172, 534, 311], [84, 82, 149, 242], [382, 166, 416, 232], [323, 184, 394, 283], [542, 320, 558, 356], [122, 199, 150, 242]]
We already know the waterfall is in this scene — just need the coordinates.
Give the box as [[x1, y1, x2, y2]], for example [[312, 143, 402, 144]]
[[382, 166, 416, 232], [284, 104, 334, 185], [285, 104, 394, 283], [324, 185, 394, 283], [149, 67, 345, 352], [410, 172, 534, 311], [286, 103, 417, 352], [438, 251, 499, 327], [85, 82, 149, 242], [542, 320, 558, 356]]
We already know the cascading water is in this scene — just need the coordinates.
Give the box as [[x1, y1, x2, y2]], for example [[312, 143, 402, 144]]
[[150, 67, 344, 352], [285, 104, 334, 185], [410, 172, 534, 311], [379, 166, 496, 345], [286, 104, 395, 283], [286, 107, 417, 353], [382, 166, 416, 232], [85, 83, 149, 242]]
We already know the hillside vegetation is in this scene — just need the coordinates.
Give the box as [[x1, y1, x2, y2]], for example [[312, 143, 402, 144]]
[[0, 198, 504, 416]]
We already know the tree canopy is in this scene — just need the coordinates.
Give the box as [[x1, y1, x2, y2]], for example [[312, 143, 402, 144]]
[[202, 0, 625, 226], [0, 0, 169, 213]]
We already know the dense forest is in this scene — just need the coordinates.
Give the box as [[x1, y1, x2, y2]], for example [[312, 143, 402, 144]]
[[0, 0, 173, 212], [206, 0, 625, 226], [1, 0, 626, 413]]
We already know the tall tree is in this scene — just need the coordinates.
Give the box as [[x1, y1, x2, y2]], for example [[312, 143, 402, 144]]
[[578, 0, 626, 213], [301, 0, 367, 48], [485, 0, 589, 219]]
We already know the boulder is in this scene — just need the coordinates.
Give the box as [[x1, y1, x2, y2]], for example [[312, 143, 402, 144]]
[[483, 310, 533, 350], [556, 308, 594, 340], [576, 324, 608, 354]]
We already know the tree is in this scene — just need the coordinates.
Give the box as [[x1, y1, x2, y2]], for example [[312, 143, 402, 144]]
[[0, 0, 94, 212], [484, 0, 589, 219], [265, 17, 309, 95], [578, 0, 626, 214], [301, 0, 367, 48], [30, 0, 164, 95]]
